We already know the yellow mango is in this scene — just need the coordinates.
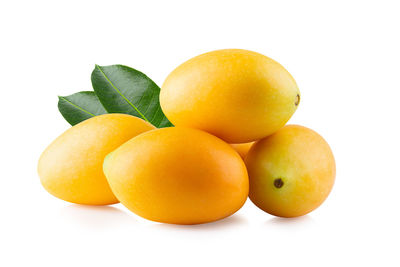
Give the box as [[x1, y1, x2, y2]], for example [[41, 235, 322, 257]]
[[38, 114, 155, 205], [161, 49, 300, 143], [103, 127, 249, 224], [231, 142, 255, 160], [245, 125, 335, 217]]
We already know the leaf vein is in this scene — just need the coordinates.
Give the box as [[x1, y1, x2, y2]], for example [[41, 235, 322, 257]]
[[95, 65, 149, 122], [59, 96, 96, 117]]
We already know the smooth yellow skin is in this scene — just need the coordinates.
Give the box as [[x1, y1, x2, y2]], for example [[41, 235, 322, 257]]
[[104, 127, 249, 225], [245, 125, 335, 217], [231, 142, 255, 160], [38, 114, 155, 205], [160, 49, 300, 143]]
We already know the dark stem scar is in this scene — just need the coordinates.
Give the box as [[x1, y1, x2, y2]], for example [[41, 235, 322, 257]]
[[274, 178, 284, 188], [295, 94, 300, 106]]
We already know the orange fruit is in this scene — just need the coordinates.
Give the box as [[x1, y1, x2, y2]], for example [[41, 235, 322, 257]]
[[103, 127, 249, 224], [245, 125, 335, 217], [231, 142, 255, 160], [38, 114, 155, 205], [160, 49, 300, 143]]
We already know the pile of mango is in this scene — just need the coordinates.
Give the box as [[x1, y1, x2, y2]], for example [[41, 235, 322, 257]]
[[38, 49, 335, 225]]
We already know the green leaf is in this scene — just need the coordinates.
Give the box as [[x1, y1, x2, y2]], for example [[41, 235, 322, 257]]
[[58, 91, 107, 125], [91, 64, 172, 128]]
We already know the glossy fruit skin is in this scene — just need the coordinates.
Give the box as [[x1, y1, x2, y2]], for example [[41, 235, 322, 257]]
[[245, 125, 335, 217], [103, 127, 249, 225], [160, 49, 300, 143], [38, 114, 155, 205], [231, 142, 254, 160]]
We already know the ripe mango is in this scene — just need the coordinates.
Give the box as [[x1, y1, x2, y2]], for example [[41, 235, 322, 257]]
[[231, 142, 255, 160], [161, 49, 300, 143], [38, 114, 155, 205], [245, 125, 335, 217], [103, 127, 249, 224]]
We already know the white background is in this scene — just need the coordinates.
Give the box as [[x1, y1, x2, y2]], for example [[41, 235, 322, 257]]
[[1, 0, 399, 266]]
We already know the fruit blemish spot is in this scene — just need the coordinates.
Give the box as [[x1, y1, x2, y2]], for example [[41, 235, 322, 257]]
[[274, 178, 284, 188]]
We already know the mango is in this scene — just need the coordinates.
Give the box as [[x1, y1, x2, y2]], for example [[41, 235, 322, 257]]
[[245, 125, 335, 217], [103, 127, 249, 224], [160, 49, 300, 143], [38, 114, 155, 205], [231, 142, 255, 160]]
